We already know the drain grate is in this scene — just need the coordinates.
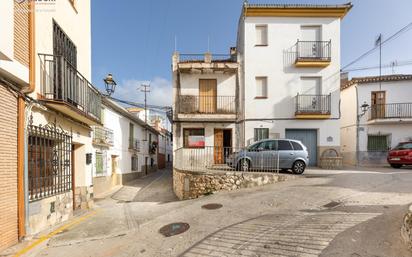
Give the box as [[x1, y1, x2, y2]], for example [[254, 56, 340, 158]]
[[201, 203, 223, 210], [323, 201, 341, 208], [159, 223, 190, 237]]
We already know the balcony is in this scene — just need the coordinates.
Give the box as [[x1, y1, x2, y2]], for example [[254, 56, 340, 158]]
[[39, 54, 101, 125], [177, 95, 236, 121], [92, 126, 114, 147], [129, 138, 141, 152], [295, 40, 331, 68], [295, 94, 331, 119], [369, 103, 412, 124]]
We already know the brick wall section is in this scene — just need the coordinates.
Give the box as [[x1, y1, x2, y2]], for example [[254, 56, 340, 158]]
[[0, 83, 18, 251], [14, 1, 29, 67]]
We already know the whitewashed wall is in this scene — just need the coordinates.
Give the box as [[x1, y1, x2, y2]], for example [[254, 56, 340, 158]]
[[180, 73, 237, 96], [239, 16, 342, 148]]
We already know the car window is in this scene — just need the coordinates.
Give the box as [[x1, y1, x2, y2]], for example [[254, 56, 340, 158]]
[[291, 141, 303, 151], [278, 140, 293, 151], [248, 142, 261, 151], [394, 143, 412, 150], [260, 140, 277, 151]]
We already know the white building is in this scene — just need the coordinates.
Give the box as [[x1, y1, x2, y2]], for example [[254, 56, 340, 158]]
[[92, 98, 159, 196], [236, 3, 352, 166], [25, 0, 98, 235], [172, 3, 352, 167], [172, 52, 239, 165], [340, 74, 412, 166]]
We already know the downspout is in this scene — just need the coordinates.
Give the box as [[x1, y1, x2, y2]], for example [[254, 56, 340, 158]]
[[18, 0, 36, 238]]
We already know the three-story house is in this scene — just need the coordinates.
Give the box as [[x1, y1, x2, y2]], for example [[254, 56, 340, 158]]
[[237, 3, 352, 166]]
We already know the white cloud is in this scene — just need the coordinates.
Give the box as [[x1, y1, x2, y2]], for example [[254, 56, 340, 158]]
[[113, 77, 172, 107]]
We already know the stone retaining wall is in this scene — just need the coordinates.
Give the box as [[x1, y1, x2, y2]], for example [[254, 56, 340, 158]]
[[173, 168, 298, 200], [401, 205, 412, 249]]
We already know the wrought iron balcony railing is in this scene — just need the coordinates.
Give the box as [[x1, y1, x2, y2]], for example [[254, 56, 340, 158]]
[[178, 95, 236, 114], [39, 54, 101, 121], [92, 126, 114, 146], [295, 94, 331, 115], [369, 103, 412, 120], [129, 138, 141, 151], [296, 40, 331, 62]]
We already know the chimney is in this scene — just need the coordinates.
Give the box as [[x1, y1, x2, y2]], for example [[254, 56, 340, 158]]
[[172, 51, 180, 71], [340, 72, 349, 86], [204, 52, 212, 63]]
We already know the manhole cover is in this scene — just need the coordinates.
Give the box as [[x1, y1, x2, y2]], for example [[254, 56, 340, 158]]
[[159, 223, 190, 237], [323, 201, 341, 208], [201, 203, 223, 210]]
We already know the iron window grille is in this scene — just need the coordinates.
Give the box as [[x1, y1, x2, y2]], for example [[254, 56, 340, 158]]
[[28, 123, 72, 202], [95, 151, 107, 176], [367, 134, 390, 152]]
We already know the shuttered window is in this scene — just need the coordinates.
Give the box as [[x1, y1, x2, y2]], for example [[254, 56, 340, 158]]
[[95, 151, 107, 176], [255, 25, 268, 46], [131, 155, 139, 171], [256, 77, 268, 98], [254, 128, 269, 142], [367, 135, 389, 151]]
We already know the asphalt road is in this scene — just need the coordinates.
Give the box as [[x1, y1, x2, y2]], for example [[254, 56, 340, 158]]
[[22, 166, 412, 257]]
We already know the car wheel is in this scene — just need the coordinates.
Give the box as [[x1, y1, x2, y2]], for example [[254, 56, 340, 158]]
[[237, 159, 250, 172], [292, 160, 306, 174], [390, 164, 402, 169]]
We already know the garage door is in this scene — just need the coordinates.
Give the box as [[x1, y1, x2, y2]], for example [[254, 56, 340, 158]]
[[285, 129, 317, 166]]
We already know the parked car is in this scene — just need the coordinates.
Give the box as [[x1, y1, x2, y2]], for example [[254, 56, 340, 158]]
[[226, 139, 309, 174], [387, 142, 412, 168]]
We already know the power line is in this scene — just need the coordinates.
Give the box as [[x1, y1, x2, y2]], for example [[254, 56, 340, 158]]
[[343, 59, 412, 72], [341, 21, 412, 71]]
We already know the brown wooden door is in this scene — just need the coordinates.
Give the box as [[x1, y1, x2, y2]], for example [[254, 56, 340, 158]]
[[199, 79, 217, 113], [214, 129, 224, 164], [371, 91, 386, 118]]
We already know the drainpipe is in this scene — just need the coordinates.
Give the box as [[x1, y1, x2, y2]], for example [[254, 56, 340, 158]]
[[18, 0, 36, 238]]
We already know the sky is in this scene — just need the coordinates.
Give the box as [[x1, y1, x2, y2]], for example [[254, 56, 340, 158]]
[[91, 0, 412, 107]]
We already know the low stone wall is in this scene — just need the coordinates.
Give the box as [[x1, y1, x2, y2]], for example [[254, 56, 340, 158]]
[[401, 205, 412, 249], [28, 192, 73, 235], [173, 168, 298, 200]]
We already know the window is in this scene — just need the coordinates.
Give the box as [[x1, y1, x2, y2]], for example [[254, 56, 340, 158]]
[[131, 155, 139, 171], [368, 135, 389, 151], [255, 25, 268, 46], [278, 140, 293, 151], [291, 141, 304, 151], [129, 123, 134, 148], [183, 128, 205, 148], [53, 21, 77, 67], [28, 125, 72, 202], [394, 142, 412, 150], [255, 77, 268, 98], [254, 128, 269, 142], [260, 140, 277, 151], [95, 151, 107, 176]]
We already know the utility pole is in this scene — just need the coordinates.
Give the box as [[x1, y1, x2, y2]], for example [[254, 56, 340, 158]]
[[140, 83, 150, 175], [140, 83, 151, 139], [376, 33, 382, 90]]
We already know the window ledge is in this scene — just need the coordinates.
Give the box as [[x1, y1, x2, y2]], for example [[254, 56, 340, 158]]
[[254, 96, 268, 99], [255, 44, 268, 47]]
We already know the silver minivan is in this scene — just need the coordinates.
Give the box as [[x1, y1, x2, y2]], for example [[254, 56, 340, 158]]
[[226, 139, 309, 174]]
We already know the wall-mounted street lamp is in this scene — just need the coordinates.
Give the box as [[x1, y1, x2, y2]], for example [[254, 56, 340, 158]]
[[359, 102, 370, 118], [103, 73, 117, 96]]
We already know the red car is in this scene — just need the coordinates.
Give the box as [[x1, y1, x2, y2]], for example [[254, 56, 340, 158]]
[[387, 142, 412, 168]]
